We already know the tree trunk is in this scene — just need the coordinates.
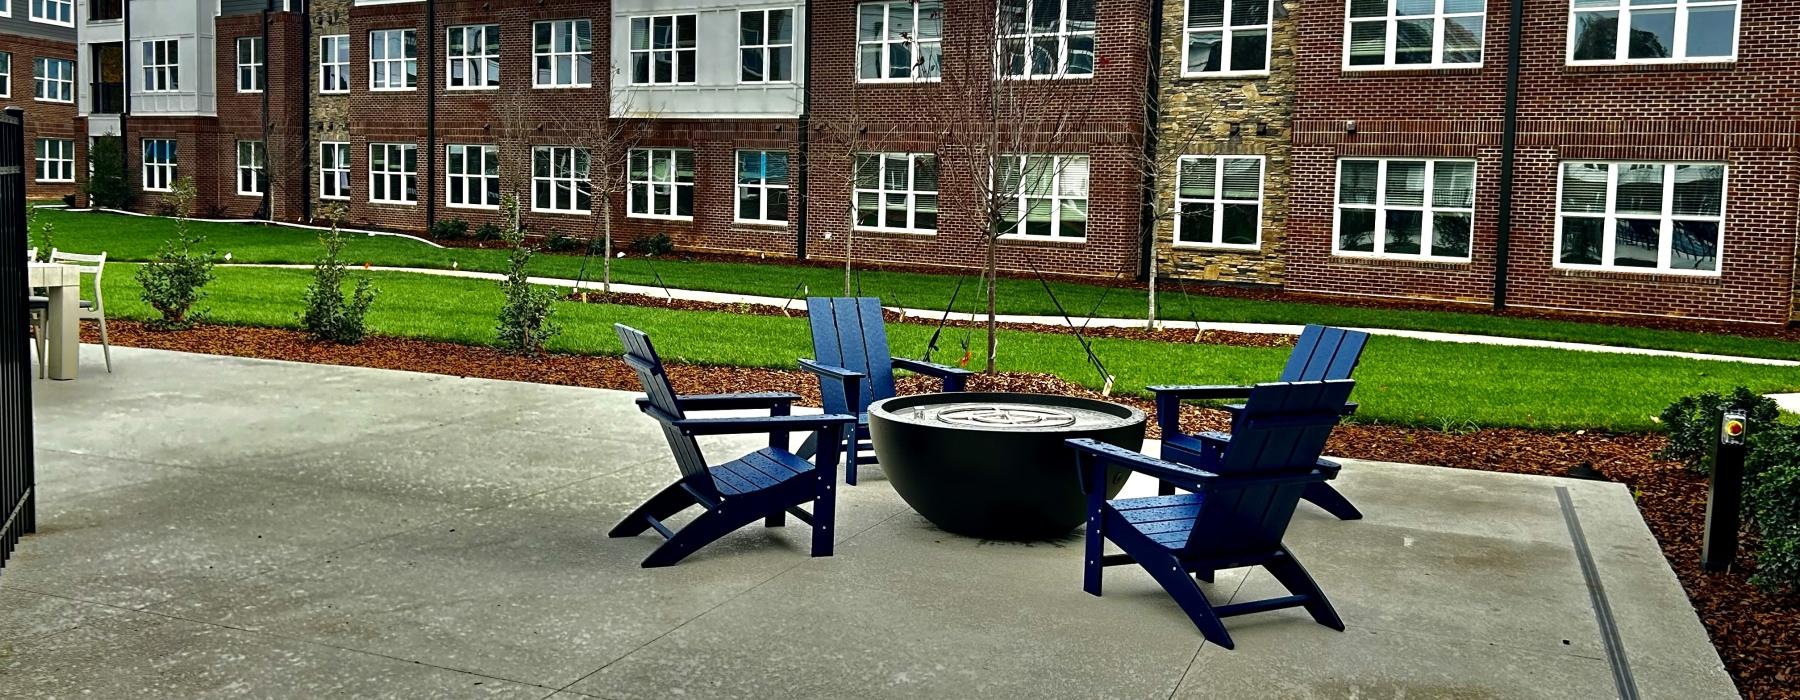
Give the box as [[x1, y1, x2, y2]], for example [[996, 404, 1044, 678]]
[[602, 204, 613, 295], [985, 218, 998, 375], [1147, 267, 1158, 330], [844, 226, 854, 296]]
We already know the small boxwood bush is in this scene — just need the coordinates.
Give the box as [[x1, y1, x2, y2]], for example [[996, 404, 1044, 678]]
[[474, 222, 504, 242], [631, 233, 675, 257], [1655, 387, 1780, 475], [545, 233, 580, 253], [431, 218, 469, 241], [1661, 389, 1800, 594]]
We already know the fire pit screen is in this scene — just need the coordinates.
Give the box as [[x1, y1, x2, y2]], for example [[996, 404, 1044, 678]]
[[869, 393, 1147, 540]]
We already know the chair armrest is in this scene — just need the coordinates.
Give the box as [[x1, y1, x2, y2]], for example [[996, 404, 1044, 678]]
[[1222, 402, 1358, 417], [798, 358, 864, 382], [1148, 384, 1255, 401], [1067, 438, 1218, 492], [635, 392, 800, 413], [890, 357, 974, 392], [675, 413, 859, 437]]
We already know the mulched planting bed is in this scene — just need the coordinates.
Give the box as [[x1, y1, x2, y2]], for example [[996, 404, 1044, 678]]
[[86, 320, 1800, 697]]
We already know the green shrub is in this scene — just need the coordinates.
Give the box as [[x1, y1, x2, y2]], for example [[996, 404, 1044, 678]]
[[61, 193, 76, 207], [1655, 387, 1781, 474], [300, 209, 378, 344], [84, 134, 131, 209], [631, 232, 675, 257], [494, 196, 560, 354], [545, 233, 579, 253], [430, 218, 469, 241], [134, 178, 214, 330], [1748, 454, 1800, 594], [474, 222, 503, 242]]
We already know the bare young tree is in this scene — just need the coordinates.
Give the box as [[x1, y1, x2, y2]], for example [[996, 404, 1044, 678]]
[[812, 97, 907, 296]]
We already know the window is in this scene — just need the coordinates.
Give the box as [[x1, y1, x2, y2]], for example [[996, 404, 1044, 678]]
[[1174, 156, 1263, 248], [29, 0, 71, 25], [628, 16, 695, 85], [447, 24, 500, 89], [1557, 162, 1724, 274], [854, 153, 938, 232], [236, 141, 267, 196], [141, 39, 180, 92], [320, 142, 350, 200], [1001, 154, 1089, 239], [533, 147, 592, 214], [736, 150, 790, 224], [33, 57, 71, 102], [740, 10, 795, 83], [1184, 0, 1271, 75], [369, 143, 419, 204], [237, 37, 265, 93], [370, 29, 418, 90], [1335, 158, 1475, 260], [999, 0, 1096, 78], [320, 35, 350, 93], [34, 139, 73, 183], [628, 148, 695, 219], [858, 1, 943, 81], [1569, 0, 1736, 63], [0, 53, 10, 98], [142, 139, 177, 192], [446, 145, 499, 209], [1346, 0, 1486, 68], [536, 19, 593, 88]]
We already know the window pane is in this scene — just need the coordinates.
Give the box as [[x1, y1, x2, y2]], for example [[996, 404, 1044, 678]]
[[772, 10, 795, 42], [1613, 219, 1661, 267], [1614, 164, 1664, 214], [1231, 0, 1267, 26], [1059, 158, 1089, 197], [1221, 203, 1259, 245], [1385, 161, 1426, 206], [1230, 30, 1268, 71], [739, 187, 761, 220], [1339, 209, 1377, 252], [1394, 19, 1434, 65], [1348, 21, 1386, 65], [1384, 210, 1424, 254], [1572, 11, 1618, 61], [1560, 163, 1609, 213], [1188, 0, 1223, 28], [1339, 161, 1378, 204], [1432, 162, 1475, 208], [1187, 32, 1223, 72], [915, 193, 938, 230], [769, 188, 789, 221], [1686, 6, 1736, 58], [858, 4, 883, 41], [1443, 15, 1483, 64], [1626, 9, 1675, 60], [1395, 0, 1433, 16], [1178, 202, 1214, 243], [1673, 165, 1724, 217], [1348, 0, 1386, 19], [1561, 217, 1604, 264], [1222, 158, 1260, 200], [1432, 213, 1472, 258], [1180, 158, 1216, 198], [1671, 221, 1719, 271]]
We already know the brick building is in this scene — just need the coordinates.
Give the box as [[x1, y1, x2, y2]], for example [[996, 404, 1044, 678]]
[[1288, 0, 1798, 325], [1, 0, 80, 201]]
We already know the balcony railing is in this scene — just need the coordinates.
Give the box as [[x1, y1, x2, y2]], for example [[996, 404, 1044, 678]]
[[91, 83, 125, 115]]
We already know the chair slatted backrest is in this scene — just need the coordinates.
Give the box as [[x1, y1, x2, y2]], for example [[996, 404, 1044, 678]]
[[614, 325, 714, 492], [1280, 325, 1369, 383], [806, 297, 896, 415], [1180, 380, 1355, 557]]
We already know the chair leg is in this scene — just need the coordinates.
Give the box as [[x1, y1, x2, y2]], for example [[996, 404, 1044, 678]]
[[1083, 505, 1105, 596], [608, 481, 699, 538], [844, 438, 859, 486], [765, 511, 787, 527], [811, 471, 836, 558], [1302, 482, 1363, 521], [1140, 550, 1235, 649], [98, 315, 112, 373], [33, 320, 46, 380], [1265, 548, 1345, 632]]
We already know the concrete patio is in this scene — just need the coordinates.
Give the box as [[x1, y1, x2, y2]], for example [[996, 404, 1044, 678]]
[[1, 346, 1738, 698]]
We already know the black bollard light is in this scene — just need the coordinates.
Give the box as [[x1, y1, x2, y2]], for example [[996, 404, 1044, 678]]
[[1701, 410, 1749, 572]]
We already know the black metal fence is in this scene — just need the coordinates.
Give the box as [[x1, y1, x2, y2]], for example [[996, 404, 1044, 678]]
[[0, 107, 36, 576]]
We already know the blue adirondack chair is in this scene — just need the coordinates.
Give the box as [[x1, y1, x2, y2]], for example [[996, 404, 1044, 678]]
[[799, 297, 974, 485], [609, 324, 859, 568], [1149, 324, 1369, 520], [1067, 379, 1357, 649]]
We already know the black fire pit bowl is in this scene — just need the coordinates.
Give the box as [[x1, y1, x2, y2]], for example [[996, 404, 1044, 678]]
[[868, 392, 1147, 541]]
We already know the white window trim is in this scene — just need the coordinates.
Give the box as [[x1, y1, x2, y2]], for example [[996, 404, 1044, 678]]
[[141, 139, 177, 193], [369, 29, 418, 92], [734, 149, 790, 225], [535, 19, 594, 89], [445, 144, 500, 210], [999, 153, 1090, 241], [369, 143, 419, 205], [1182, 0, 1273, 78], [999, 0, 1097, 80], [141, 39, 181, 93], [236, 141, 266, 197], [532, 146, 592, 214], [33, 57, 73, 103], [1552, 160, 1727, 276], [446, 24, 500, 91], [34, 138, 74, 183], [1342, 0, 1487, 71], [0, 0, 9, 20], [320, 35, 350, 94], [0, 52, 11, 98], [237, 36, 265, 94], [857, 1, 944, 83], [627, 148, 695, 221], [738, 9, 796, 84], [853, 152, 938, 234], [628, 15, 696, 87], [319, 142, 351, 201], [1332, 157, 1478, 262], [1565, 0, 1739, 66], [1172, 155, 1265, 250], [28, 0, 73, 27]]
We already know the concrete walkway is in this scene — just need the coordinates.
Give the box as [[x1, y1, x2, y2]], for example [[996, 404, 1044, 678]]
[[228, 263, 1800, 368], [2, 346, 1739, 698], [1771, 393, 1800, 414]]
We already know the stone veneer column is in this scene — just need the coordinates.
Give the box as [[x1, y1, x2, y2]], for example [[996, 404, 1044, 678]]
[[311, 0, 351, 215]]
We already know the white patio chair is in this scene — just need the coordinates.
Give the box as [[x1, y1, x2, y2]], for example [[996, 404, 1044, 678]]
[[26, 247, 46, 378], [47, 249, 112, 373]]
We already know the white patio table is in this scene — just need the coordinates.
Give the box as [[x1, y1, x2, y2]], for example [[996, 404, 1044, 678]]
[[29, 261, 83, 380]]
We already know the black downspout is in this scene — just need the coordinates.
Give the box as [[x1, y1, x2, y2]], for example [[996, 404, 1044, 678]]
[[1136, 0, 1165, 281], [1493, 0, 1523, 310], [119, 0, 131, 204], [424, 0, 437, 233], [300, 0, 313, 222], [261, 4, 272, 220], [794, 3, 814, 260]]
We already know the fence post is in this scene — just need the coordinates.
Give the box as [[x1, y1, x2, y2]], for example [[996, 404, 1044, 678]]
[[1701, 410, 1749, 572]]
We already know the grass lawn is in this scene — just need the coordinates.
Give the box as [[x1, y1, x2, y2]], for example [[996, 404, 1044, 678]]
[[38, 207, 1800, 361], [96, 263, 1800, 432]]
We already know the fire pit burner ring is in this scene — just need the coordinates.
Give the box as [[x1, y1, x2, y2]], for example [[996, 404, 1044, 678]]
[[933, 405, 1078, 429]]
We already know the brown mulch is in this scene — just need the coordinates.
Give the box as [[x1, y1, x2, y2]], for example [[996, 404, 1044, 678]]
[[88, 320, 1800, 697], [561, 289, 1296, 348]]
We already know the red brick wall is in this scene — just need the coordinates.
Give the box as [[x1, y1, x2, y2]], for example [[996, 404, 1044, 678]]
[[1292, 1, 1800, 324], [126, 116, 225, 215], [215, 11, 311, 221], [3, 34, 80, 201]]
